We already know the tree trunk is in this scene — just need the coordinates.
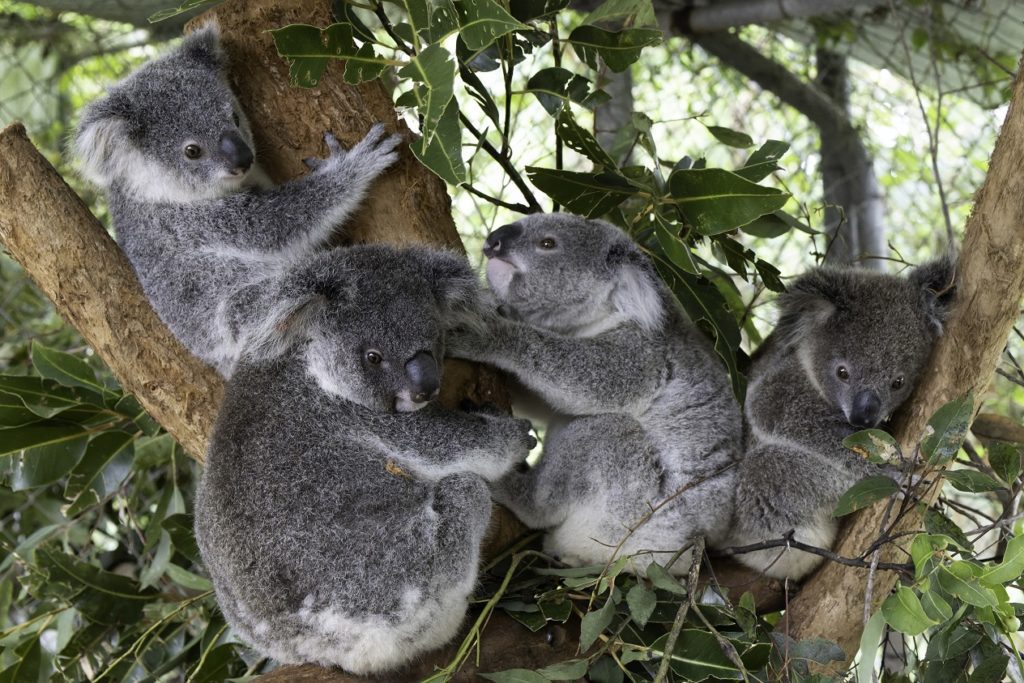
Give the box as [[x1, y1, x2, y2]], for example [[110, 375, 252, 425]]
[[815, 47, 887, 269], [785, 52, 1024, 668]]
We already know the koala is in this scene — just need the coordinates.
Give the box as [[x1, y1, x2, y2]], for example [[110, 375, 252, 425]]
[[194, 245, 535, 674], [72, 25, 401, 376], [446, 213, 742, 574], [728, 258, 956, 580]]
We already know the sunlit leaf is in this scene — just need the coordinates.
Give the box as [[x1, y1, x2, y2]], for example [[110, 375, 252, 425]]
[[457, 0, 527, 51], [922, 393, 974, 465], [882, 585, 937, 635], [843, 429, 900, 464]]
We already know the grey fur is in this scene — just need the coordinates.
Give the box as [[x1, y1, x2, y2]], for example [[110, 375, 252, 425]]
[[446, 213, 741, 574], [728, 258, 956, 580], [194, 245, 534, 674], [72, 25, 401, 376]]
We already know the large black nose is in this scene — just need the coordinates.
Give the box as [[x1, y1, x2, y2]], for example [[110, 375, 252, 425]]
[[405, 351, 440, 403], [483, 223, 522, 258], [220, 131, 254, 174], [849, 390, 883, 428]]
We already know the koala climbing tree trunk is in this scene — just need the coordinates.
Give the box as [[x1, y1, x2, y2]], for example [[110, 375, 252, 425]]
[[785, 53, 1024, 668]]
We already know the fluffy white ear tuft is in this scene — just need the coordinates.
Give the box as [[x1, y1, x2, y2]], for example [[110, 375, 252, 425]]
[[72, 114, 130, 188], [610, 263, 665, 332]]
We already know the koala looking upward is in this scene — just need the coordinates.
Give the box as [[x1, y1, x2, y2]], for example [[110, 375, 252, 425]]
[[195, 246, 535, 674], [728, 259, 956, 580], [72, 25, 400, 376], [446, 213, 742, 573]]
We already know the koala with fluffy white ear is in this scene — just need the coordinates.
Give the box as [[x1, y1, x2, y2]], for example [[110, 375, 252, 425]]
[[72, 24, 401, 377], [727, 258, 956, 580], [446, 213, 742, 574], [194, 245, 535, 674]]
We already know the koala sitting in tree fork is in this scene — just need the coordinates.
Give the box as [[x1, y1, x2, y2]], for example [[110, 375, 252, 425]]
[[194, 246, 536, 674], [72, 25, 400, 376], [446, 213, 742, 574], [726, 258, 956, 580]]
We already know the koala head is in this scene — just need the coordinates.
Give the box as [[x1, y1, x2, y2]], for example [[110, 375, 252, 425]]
[[73, 24, 258, 203], [251, 246, 479, 414], [775, 257, 956, 429], [481, 213, 664, 333]]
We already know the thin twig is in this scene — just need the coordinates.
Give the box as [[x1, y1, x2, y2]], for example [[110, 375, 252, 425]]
[[713, 531, 913, 573], [653, 536, 705, 683]]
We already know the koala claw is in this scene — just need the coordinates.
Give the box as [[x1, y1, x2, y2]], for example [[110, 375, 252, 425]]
[[324, 131, 344, 156]]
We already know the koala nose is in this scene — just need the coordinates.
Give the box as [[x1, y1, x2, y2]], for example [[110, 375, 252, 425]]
[[405, 351, 440, 404], [220, 131, 254, 174], [849, 390, 883, 429], [483, 223, 523, 258]]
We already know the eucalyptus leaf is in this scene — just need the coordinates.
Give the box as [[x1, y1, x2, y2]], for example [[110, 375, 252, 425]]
[[651, 629, 742, 681], [526, 167, 635, 217], [942, 469, 1005, 493], [988, 441, 1022, 484], [11, 436, 89, 491], [626, 582, 657, 627], [579, 598, 615, 651], [923, 393, 974, 465], [833, 476, 899, 517], [977, 534, 1024, 586], [457, 0, 527, 51], [735, 140, 790, 182], [881, 585, 937, 635], [568, 25, 661, 72], [843, 429, 900, 464], [705, 124, 753, 148], [668, 168, 790, 236]]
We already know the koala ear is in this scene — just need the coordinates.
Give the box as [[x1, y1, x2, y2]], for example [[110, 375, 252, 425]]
[[178, 23, 226, 71], [72, 92, 137, 187], [606, 241, 665, 332], [242, 257, 349, 360], [908, 255, 957, 336], [774, 268, 849, 349], [426, 249, 481, 315]]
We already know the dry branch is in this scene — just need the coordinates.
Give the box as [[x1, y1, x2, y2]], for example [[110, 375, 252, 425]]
[[785, 54, 1024, 665]]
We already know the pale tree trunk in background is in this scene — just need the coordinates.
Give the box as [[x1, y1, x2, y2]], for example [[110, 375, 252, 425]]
[[595, 66, 635, 163], [816, 47, 887, 269]]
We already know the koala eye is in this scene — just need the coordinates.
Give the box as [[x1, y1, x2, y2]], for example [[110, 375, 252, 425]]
[[892, 375, 905, 389], [539, 237, 557, 249], [184, 144, 202, 160], [365, 350, 383, 366], [836, 366, 850, 381]]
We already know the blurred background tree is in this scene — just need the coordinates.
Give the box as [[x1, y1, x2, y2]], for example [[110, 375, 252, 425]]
[[0, 0, 1021, 680]]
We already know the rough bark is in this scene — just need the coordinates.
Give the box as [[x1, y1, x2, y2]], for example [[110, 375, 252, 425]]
[[784, 54, 1024, 668], [0, 122, 221, 462], [690, 31, 887, 268]]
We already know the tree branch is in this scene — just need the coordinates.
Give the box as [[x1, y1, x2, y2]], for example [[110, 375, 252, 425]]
[[677, 0, 882, 34]]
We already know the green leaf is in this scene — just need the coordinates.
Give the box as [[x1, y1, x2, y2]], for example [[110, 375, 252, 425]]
[[148, 0, 218, 22], [457, 0, 527, 50], [646, 562, 686, 595], [460, 61, 501, 126], [924, 508, 974, 551], [0, 376, 104, 416], [409, 97, 466, 184], [535, 659, 589, 680], [920, 589, 953, 623], [113, 394, 160, 436], [162, 513, 201, 564], [0, 421, 95, 458], [739, 213, 789, 239], [588, 656, 624, 683], [668, 168, 790, 236], [942, 469, 1005, 492], [652, 629, 742, 681], [524, 67, 605, 115], [0, 637, 41, 683], [833, 476, 899, 517], [479, 671, 549, 683], [582, 0, 657, 27], [988, 441, 1022, 484], [63, 430, 135, 515], [0, 391, 43, 427], [735, 140, 790, 182], [509, 0, 570, 21], [705, 124, 753, 148], [922, 393, 974, 465], [579, 598, 615, 651], [139, 531, 173, 588], [568, 25, 661, 72], [924, 624, 981, 661], [936, 563, 999, 608], [754, 259, 785, 293], [978, 534, 1024, 586], [399, 44, 456, 146], [526, 167, 635, 217], [344, 43, 388, 84], [843, 429, 900, 464], [554, 108, 615, 167], [857, 610, 886, 683], [11, 436, 89, 491], [626, 583, 657, 627], [165, 564, 213, 592], [36, 547, 159, 624], [882, 586, 937, 636]]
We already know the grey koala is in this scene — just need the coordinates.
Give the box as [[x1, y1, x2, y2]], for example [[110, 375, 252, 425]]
[[72, 25, 401, 376], [194, 245, 535, 673], [446, 213, 742, 574], [728, 258, 956, 580]]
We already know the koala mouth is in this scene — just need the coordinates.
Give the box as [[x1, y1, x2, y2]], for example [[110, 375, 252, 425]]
[[486, 257, 519, 300]]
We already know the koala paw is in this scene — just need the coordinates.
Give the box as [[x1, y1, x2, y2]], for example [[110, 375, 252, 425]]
[[342, 123, 403, 177], [304, 131, 345, 171]]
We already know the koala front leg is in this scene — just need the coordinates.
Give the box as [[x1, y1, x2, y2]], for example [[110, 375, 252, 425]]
[[376, 405, 535, 483], [447, 316, 662, 415], [201, 125, 402, 256]]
